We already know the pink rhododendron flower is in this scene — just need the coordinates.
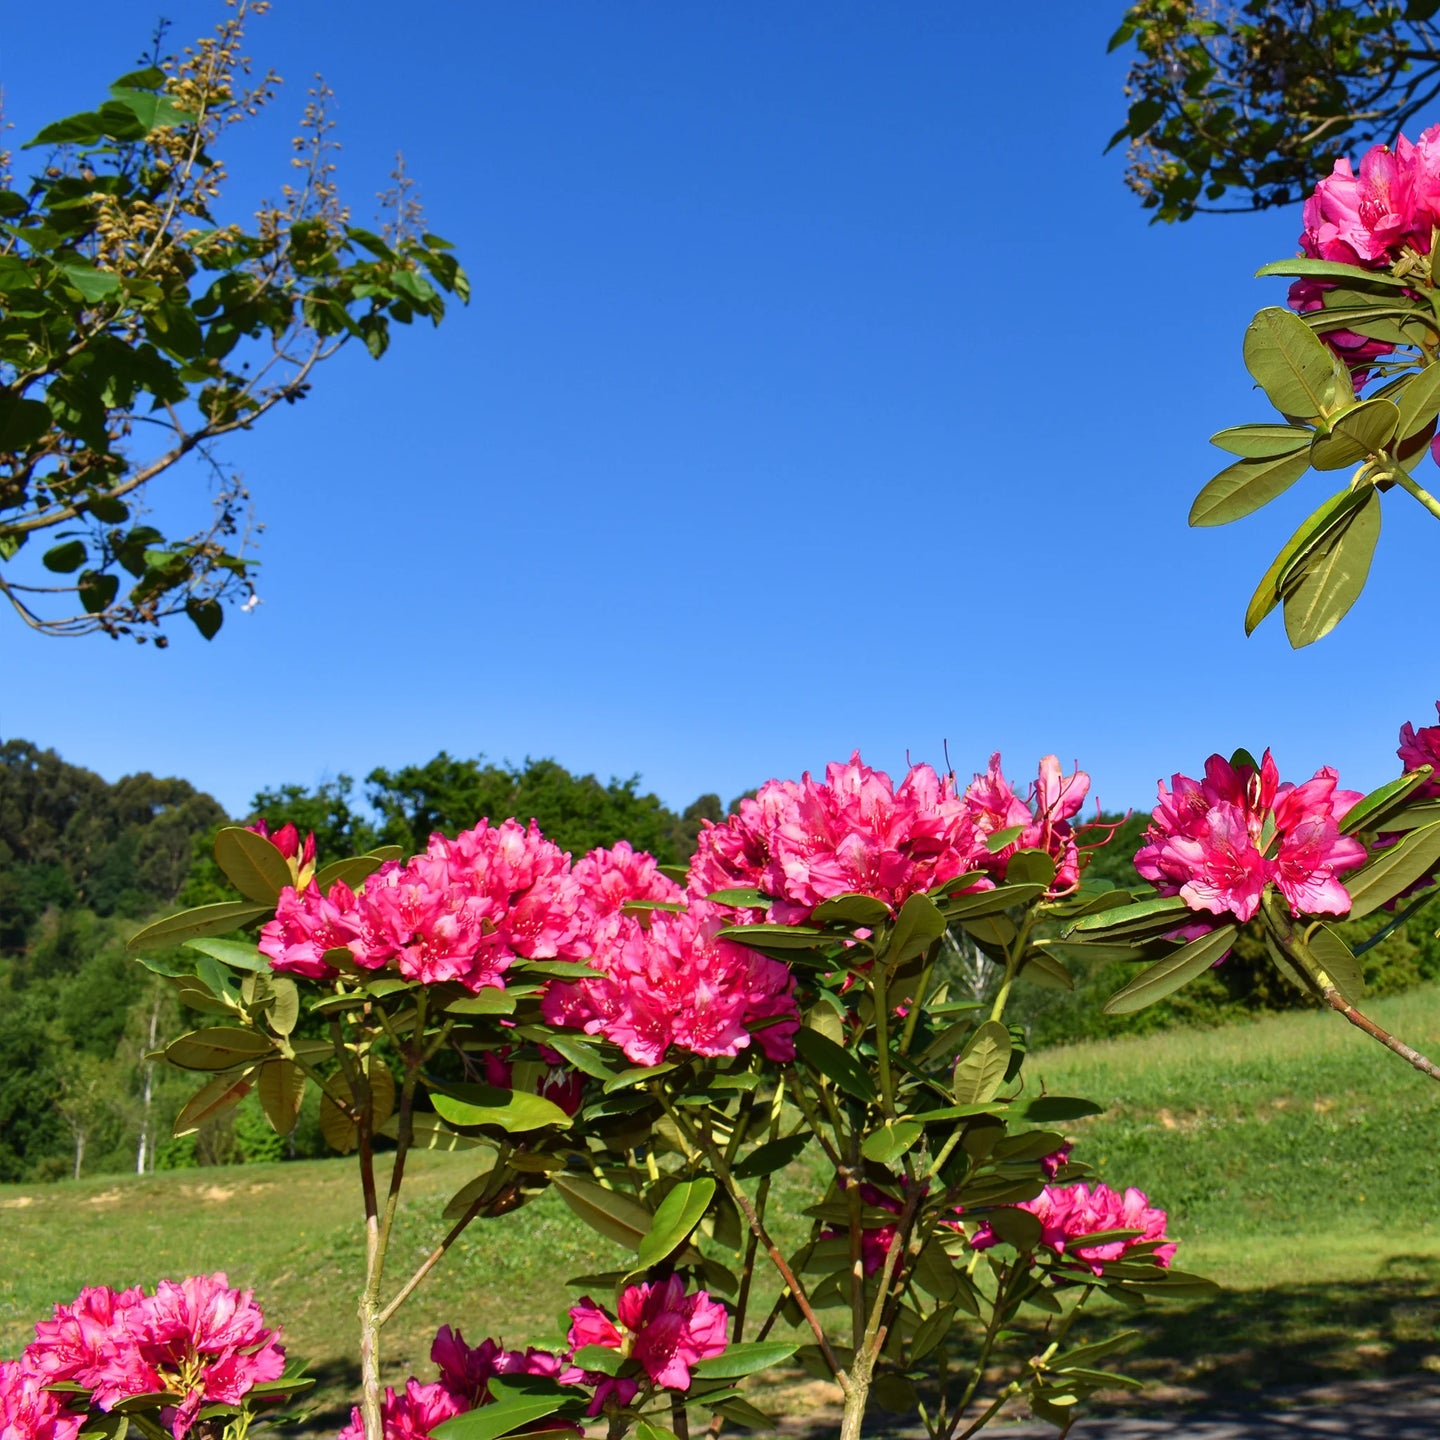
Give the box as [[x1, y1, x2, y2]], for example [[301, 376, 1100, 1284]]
[[963, 754, 1091, 894], [0, 1360, 83, 1440], [1136, 750, 1366, 925], [568, 1278, 728, 1390], [820, 1183, 902, 1277], [260, 818, 581, 993], [21, 1278, 283, 1440], [1399, 702, 1440, 799], [337, 1379, 465, 1440], [688, 753, 986, 922], [543, 901, 798, 1066], [969, 1182, 1177, 1277]]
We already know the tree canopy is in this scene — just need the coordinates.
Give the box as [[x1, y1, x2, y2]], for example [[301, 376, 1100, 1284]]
[[1110, 0, 1440, 221]]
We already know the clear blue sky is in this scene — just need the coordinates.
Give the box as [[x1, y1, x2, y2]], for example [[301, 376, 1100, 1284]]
[[3, 2, 1436, 822]]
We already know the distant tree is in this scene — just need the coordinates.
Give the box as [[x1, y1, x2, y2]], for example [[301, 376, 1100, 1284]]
[[1109, 0, 1440, 221], [367, 753, 706, 865], [0, 1, 466, 641]]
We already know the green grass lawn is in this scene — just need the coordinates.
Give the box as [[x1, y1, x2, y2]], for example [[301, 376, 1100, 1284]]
[[5, 989, 1440, 1431]]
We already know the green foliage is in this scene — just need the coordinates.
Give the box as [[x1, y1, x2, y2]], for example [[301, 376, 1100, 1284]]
[[1109, 0, 1440, 221], [0, 4, 467, 641]]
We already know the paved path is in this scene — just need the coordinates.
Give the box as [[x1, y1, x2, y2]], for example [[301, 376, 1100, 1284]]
[[985, 1378, 1440, 1439]]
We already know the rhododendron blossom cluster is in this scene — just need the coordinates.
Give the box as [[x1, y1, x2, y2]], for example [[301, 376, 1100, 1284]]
[[1135, 750, 1366, 924], [688, 751, 1091, 922], [13, 1275, 283, 1439], [0, 1360, 81, 1440], [969, 1183, 1177, 1277], [1398, 701, 1440, 800], [568, 1277, 729, 1391]]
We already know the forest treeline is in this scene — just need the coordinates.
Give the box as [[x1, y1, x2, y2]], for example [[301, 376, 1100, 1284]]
[[3, 739, 1439, 1184]]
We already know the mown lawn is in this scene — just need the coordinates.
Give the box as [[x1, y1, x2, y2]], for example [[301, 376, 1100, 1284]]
[[5, 988, 1440, 1431]]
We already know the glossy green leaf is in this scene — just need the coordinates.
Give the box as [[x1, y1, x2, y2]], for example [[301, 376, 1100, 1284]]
[[882, 891, 947, 966], [42, 539, 87, 573], [312, 854, 387, 893], [444, 990, 517, 1016], [811, 893, 893, 927], [430, 1084, 573, 1134], [182, 938, 267, 972], [213, 826, 293, 903], [1016, 948, 1074, 992], [1065, 894, 1190, 941], [431, 1392, 571, 1440], [1255, 257, 1412, 288], [1104, 925, 1237, 1015], [731, 1132, 813, 1179], [1303, 923, 1364, 1004], [912, 1238, 959, 1301], [637, 1177, 715, 1269], [1244, 306, 1343, 418], [1281, 488, 1380, 647], [1339, 768, 1435, 835], [861, 1119, 924, 1164], [1209, 422, 1314, 458], [985, 824, 1025, 854], [794, 1027, 877, 1102], [1343, 820, 1440, 918], [717, 923, 832, 951], [704, 1397, 777, 1429], [1245, 486, 1369, 635], [705, 887, 767, 908], [1190, 449, 1311, 527], [693, 1339, 798, 1379], [165, 1026, 274, 1071], [1004, 848, 1057, 890], [256, 1058, 305, 1134], [981, 1206, 1044, 1250], [1013, 1095, 1104, 1122], [1309, 397, 1399, 470], [173, 1071, 253, 1135], [552, 1174, 653, 1250], [943, 883, 1045, 920], [910, 1302, 957, 1360], [951, 1020, 1011, 1105], [538, 1033, 617, 1082], [1393, 364, 1440, 441]]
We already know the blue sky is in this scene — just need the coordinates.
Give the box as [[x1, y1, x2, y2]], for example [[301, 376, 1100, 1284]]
[[3, 2, 1436, 822]]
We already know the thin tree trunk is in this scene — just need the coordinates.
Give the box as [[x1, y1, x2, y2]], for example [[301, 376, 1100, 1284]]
[[137, 997, 159, 1174], [73, 1129, 85, 1182]]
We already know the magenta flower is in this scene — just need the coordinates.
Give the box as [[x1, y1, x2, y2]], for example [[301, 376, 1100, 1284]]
[[568, 1278, 728, 1390], [1, 1360, 82, 1440], [338, 1380, 465, 1440], [963, 754, 1091, 894], [968, 1182, 1177, 1277], [820, 1183, 902, 1277], [246, 819, 318, 889], [1135, 750, 1366, 926], [1399, 702, 1440, 799], [479, 1049, 586, 1117]]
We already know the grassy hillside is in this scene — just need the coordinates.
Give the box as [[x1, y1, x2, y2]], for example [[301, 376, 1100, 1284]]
[[4, 991, 1440, 1428]]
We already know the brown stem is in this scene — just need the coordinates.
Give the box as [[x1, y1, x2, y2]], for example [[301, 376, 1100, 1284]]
[[1322, 987, 1440, 1080], [376, 1196, 485, 1327]]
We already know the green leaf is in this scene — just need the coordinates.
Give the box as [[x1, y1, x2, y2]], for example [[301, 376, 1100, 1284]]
[[431, 1392, 570, 1440], [1065, 894, 1190, 941], [312, 855, 387, 893], [106, 87, 189, 132], [443, 990, 517, 1016], [59, 264, 122, 303], [182, 938, 267, 972], [551, 1174, 653, 1250], [951, 1020, 1011, 1105], [165, 1026, 275, 1071], [1245, 486, 1369, 635], [718, 923, 832, 951], [861, 1119, 924, 1164], [1104, 925, 1237, 1015], [1339, 769, 1435, 836], [985, 824, 1026, 854], [811, 893, 893, 927], [173, 1072, 253, 1134], [1343, 821, 1440, 918], [429, 1084, 573, 1134], [981, 1206, 1044, 1249], [1281, 488, 1381, 647], [1189, 449, 1311, 526], [1393, 364, 1440, 442], [1244, 306, 1343, 419], [882, 892, 947, 966], [1016, 948, 1074, 992], [42, 539, 87, 573], [538, 1033, 617, 1082], [731, 1132, 813, 1179], [569, 1346, 623, 1377], [1004, 849, 1057, 891], [703, 1397, 777, 1429], [705, 887, 768, 908], [1255, 257, 1413, 288], [186, 597, 223, 640], [943, 883, 1045, 919], [1309, 398, 1400, 471], [257, 1058, 305, 1134], [637, 1177, 715, 1269], [794, 1027, 877, 1102], [213, 827, 293, 903], [693, 1341, 798, 1379], [910, 1302, 957, 1360], [1303, 923, 1364, 1004], [25, 110, 108, 147], [78, 570, 119, 615], [1013, 1095, 1103, 1122], [1210, 423, 1314, 458]]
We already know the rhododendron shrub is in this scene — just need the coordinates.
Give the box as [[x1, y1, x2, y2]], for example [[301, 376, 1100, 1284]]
[[1196, 129, 1440, 647], [111, 747, 1208, 1440]]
